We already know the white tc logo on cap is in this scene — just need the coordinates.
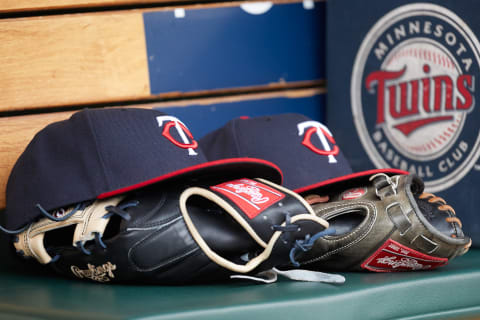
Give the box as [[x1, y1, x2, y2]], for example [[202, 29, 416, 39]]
[[156, 116, 198, 156], [297, 121, 339, 163]]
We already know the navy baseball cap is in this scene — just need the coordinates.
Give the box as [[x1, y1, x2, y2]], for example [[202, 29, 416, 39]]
[[200, 113, 353, 190], [200, 113, 407, 194], [5, 108, 282, 230]]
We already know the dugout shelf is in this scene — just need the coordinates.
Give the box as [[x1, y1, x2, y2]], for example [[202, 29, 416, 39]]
[[0, 246, 479, 320]]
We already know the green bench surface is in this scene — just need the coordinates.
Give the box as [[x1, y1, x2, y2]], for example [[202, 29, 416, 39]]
[[0, 246, 479, 320]]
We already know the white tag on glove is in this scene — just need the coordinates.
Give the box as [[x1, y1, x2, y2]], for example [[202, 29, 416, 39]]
[[231, 268, 346, 284]]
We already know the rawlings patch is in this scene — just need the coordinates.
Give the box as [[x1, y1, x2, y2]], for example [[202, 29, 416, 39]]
[[71, 262, 117, 282], [361, 239, 448, 272], [211, 179, 285, 219], [342, 187, 367, 200]]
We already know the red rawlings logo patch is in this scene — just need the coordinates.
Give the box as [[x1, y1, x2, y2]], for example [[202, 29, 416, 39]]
[[211, 179, 285, 219], [342, 187, 367, 200], [361, 239, 448, 272]]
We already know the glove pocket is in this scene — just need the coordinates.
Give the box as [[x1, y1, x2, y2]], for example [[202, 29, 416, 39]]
[[128, 218, 200, 272]]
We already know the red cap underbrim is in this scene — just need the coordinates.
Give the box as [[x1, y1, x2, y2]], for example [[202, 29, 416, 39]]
[[97, 157, 283, 199], [294, 168, 409, 194]]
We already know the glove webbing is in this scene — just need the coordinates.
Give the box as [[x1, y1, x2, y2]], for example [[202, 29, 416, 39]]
[[371, 174, 449, 255]]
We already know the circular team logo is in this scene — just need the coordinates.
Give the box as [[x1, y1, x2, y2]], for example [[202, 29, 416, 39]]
[[351, 3, 480, 192]]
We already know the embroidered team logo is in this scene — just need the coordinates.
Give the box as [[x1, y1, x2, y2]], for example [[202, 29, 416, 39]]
[[156, 116, 198, 156], [351, 4, 480, 192], [297, 121, 339, 163]]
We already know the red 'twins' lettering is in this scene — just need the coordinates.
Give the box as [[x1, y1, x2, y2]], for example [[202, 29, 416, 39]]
[[365, 64, 474, 135]]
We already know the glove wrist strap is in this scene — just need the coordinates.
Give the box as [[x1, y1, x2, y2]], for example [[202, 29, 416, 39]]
[[179, 179, 329, 275]]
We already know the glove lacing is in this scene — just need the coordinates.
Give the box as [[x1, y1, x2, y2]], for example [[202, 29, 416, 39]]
[[73, 201, 138, 257], [271, 213, 336, 267], [3, 200, 139, 262], [419, 193, 461, 229], [418, 193, 472, 250], [288, 228, 337, 267]]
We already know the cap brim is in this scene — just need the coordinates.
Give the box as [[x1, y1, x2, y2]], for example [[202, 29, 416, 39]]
[[98, 158, 283, 199], [294, 168, 409, 194]]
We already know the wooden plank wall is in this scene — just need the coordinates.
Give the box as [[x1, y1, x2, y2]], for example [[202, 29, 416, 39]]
[[0, 13, 150, 112], [2, 1, 158, 13], [0, 0, 326, 210]]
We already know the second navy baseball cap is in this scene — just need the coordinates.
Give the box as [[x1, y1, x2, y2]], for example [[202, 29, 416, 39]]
[[200, 113, 407, 194], [200, 113, 353, 190]]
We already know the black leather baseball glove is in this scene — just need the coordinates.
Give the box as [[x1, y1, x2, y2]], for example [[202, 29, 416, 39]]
[[13, 178, 330, 284], [296, 173, 471, 272]]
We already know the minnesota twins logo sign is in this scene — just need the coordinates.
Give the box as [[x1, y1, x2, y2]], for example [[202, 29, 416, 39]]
[[351, 3, 480, 192]]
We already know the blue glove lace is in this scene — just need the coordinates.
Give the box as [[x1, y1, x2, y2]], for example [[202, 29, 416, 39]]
[[7, 200, 139, 262], [271, 213, 336, 267]]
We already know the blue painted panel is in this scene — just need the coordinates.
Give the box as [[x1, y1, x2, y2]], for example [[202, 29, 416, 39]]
[[155, 94, 325, 138], [144, 2, 325, 94]]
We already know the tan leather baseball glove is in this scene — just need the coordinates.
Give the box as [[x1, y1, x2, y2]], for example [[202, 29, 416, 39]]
[[296, 173, 471, 272]]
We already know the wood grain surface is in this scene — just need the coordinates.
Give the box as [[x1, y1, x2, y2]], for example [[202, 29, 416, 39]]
[[0, 0, 314, 13], [0, 0, 179, 13], [0, 12, 150, 112]]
